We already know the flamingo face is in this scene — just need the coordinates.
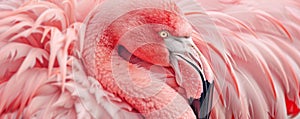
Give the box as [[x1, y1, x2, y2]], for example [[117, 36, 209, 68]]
[[82, 1, 214, 118], [114, 9, 203, 91], [113, 8, 194, 67], [113, 8, 211, 108]]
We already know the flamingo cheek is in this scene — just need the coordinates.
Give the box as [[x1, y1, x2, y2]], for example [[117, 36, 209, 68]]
[[132, 43, 170, 67]]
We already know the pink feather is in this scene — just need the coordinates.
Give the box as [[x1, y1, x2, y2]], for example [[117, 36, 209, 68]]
[[0, 0, 299, 118]]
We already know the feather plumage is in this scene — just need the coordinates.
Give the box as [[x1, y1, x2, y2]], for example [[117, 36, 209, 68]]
[[0, 0, 299, 118]]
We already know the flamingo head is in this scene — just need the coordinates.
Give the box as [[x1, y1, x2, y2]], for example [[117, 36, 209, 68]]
[[116, 8, 193, 67], [82, 0, 214, 118]]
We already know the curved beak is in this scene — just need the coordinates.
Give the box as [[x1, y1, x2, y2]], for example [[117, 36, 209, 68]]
[[164, 36, 214, 119]]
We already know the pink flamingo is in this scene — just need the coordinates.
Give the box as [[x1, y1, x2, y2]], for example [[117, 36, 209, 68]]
[[0, 0, 299, 118]]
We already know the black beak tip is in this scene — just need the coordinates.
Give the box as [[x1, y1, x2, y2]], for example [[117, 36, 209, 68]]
[[189, 81, 214, 119]]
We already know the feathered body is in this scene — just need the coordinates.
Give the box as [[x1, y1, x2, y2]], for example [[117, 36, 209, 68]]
[[0, 0, 299, 118]]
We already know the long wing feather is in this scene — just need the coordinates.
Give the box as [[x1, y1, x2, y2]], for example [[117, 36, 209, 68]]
[[189, 0, 300, 118]]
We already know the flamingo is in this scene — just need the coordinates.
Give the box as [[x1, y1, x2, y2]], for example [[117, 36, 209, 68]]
[[0, 0, 299, 119]]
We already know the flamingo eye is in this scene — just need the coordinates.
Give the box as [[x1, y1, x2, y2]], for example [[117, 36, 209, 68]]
[[159, 31, 169, 38]]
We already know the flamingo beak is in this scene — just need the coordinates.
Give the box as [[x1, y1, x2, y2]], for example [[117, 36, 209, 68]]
[[163, 35, 214, 119]]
